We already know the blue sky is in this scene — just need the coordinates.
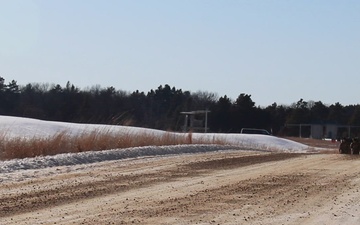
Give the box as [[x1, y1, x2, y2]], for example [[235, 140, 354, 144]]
[[1, 0, 359, 107]]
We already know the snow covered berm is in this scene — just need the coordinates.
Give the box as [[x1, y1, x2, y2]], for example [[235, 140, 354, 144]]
[[0, 116, 308, 173]]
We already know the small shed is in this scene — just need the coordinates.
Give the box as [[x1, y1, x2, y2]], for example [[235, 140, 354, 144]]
[[310, 124, 338, 139]]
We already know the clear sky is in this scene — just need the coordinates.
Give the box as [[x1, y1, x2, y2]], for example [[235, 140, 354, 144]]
[[1, 0, 359, 107]]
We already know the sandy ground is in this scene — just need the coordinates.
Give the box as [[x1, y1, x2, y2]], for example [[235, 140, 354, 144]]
[[1, 147, 360, 225]]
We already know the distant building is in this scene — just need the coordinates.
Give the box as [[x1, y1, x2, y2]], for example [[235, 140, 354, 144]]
[[284, 123, 360, 139], [310, 124, 338, 139]]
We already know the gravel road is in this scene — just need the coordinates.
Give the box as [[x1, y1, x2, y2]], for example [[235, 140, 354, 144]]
[[1, 149, 360, 225]]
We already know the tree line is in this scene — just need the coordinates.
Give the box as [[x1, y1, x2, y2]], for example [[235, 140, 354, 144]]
[[1, 76, 360, 136]]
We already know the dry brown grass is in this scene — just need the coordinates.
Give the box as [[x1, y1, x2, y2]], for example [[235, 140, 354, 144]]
[[3, 131, 334, 161], [191, 134, 226, 146], [0, 130, 223, 160]]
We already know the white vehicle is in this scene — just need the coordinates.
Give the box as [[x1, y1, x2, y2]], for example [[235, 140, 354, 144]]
[[240, 128, 270, 135]]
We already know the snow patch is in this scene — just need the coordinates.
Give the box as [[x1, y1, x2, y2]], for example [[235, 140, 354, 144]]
[[0, 116, 309, 174]]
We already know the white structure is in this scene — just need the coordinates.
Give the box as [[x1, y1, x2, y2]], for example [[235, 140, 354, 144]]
[[180, 110, 210, 133], [285, 123, 360, 139]]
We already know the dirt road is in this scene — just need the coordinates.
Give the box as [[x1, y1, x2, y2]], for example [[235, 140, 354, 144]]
[[1, 149, 360, 225]]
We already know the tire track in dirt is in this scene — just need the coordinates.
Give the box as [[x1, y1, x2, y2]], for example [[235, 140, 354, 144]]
[[0, 152, 299, 218], [2, 152, 360, 225]]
